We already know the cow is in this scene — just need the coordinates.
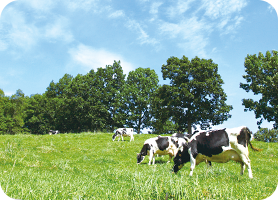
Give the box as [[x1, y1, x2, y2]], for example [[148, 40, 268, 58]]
[[49, 130, 59, 135], [172, 127, 262, 178], [137, 136, 187, 165], [172, 132, 212, 167], [112, 128, 134, 142]]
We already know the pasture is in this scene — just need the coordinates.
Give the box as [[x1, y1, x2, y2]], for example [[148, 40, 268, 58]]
[[0, 132, 277, 199]]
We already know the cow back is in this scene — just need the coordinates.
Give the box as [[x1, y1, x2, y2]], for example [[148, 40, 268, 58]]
[[192, 129, 229, 157]]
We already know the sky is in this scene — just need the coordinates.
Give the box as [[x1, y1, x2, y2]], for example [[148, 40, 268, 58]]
[[0, 0, 278, 133]]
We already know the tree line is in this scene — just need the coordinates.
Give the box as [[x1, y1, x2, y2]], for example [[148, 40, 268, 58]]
[[0, 51, 277, 135]]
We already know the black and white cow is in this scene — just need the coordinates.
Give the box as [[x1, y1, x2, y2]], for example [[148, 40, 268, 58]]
[[49, 130, 59, 135], [173, 126, 262, 178], [112, 128, 134, 142], [172, 132, 212, 167], [137, 136, 187, 165]]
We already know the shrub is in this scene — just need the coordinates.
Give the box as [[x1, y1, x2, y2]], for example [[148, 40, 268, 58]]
[[254, 128, 278, 142]]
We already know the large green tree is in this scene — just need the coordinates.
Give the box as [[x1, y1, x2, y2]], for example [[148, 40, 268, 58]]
[[155, 56, 232, 134], [92, 60, 126, 131], [240, 50, 278, 129], [125, 67, 159, 133]]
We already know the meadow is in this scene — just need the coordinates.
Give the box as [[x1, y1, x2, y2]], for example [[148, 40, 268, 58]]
[[0, 132, 277, 200]]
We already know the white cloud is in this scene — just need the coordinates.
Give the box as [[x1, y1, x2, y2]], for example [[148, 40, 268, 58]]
[[23, 0, 56, 13], [0, 4, 74, 51], [68, 44, 135, 75], [44, 16, 74, 43], [201, 0, 247, 19], [0, 39, 8, 51], [150, 2, 163, 15], [65, 0, 99, 12], [268, 0, 277, 12], [221, 16, 244, 35], [167, 0, 196, 18], [109, 10, 125, 18], [3, 8, 39, 50], [126, 19, 159, 46], [159, 17, 211, 57]]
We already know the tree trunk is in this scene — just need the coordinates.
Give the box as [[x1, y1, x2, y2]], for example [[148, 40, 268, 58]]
[[188, 120, 192, 134]]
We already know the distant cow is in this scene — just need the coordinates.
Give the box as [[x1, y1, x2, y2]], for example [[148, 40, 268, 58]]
[[137, 136, 187, 165], [112, 128, 134, 142], [49, 130, 59, 135], [173, 127, 262, 178]]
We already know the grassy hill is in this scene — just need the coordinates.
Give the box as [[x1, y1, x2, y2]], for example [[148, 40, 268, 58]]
[[0, 132, 277, 199]]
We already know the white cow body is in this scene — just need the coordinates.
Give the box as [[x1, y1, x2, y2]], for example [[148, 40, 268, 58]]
[[112, 128, 134, 142], [137, 136, 187, 165]]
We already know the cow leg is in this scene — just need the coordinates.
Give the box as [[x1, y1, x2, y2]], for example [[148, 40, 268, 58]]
[[167, 154, 173, 163], [240, 162, 245, 175], [152, 156, 156, 165], [121, 135, 124, 141], [188, 148, 196, 176], [240, 154, 253, 178], [232, 143, 253, 178], [149, 151, 154, 165], [189, 158, 196, 176], [206, 160, 212, 168]]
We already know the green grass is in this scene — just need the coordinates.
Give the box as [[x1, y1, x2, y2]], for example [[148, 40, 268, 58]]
[[0, 132, 277, 199]]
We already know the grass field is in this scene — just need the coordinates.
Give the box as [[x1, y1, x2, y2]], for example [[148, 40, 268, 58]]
[[0, 132, 277, 199]]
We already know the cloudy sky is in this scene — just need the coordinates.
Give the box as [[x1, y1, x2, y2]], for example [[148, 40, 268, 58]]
[[0, 0, 277, 133]]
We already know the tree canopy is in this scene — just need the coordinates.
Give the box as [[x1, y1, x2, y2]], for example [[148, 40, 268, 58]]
[[153, 56, 232, 134], [124, 67, 159, 133], [0, 61, 159, 134], [240, 50, 278, 129]]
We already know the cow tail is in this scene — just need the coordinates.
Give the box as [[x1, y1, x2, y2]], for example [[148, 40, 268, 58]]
[[246, 127, 263, 152], [248, 141, 263, 151]]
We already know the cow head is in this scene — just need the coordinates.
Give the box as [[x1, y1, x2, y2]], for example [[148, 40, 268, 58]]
[[172, 144, 190, 173], [112, 133, 117, 141], [137, 153, 145, 164]]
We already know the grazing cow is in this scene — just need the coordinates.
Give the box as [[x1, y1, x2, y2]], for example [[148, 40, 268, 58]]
[[137, 136, 187, 165], [112, 128, 134, 142], [173, 127, 262, 178], [172, 132, 212, 167], [49, 130, 59, 135]]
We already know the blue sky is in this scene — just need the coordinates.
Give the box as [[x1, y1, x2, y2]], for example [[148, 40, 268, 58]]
[[0, 0, 277, 133]]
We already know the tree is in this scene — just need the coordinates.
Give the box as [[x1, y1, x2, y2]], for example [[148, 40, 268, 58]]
[[240, 50, 278, 129], [24, 94, 55, 134], [125, 68, 159, 134], [93, 61, 126, 132], [254, 128, 278, 142], [0, 89, 28, 134], [155, 55, 232, 134]]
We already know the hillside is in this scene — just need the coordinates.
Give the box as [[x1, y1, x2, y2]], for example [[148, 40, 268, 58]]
[[0, 133, 277, 199]]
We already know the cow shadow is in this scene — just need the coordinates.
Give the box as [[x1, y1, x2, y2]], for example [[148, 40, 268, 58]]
[[139, 160, 170, 165]]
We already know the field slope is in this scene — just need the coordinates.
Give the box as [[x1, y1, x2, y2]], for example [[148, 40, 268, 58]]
[[0, 132, 277, 199]]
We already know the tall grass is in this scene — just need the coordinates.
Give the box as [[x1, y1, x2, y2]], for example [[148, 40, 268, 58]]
[[0, 132, 277, 199]]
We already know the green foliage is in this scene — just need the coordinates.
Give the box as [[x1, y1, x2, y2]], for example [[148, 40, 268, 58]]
[[125, 68, 159, 133], [153, 56, 232, 134], [0, 89, 28, 135], [1, 61, 161, 134], [254, 128, 278, 142], [0, 133, 277, 199], [240, 50, 278, 129]]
